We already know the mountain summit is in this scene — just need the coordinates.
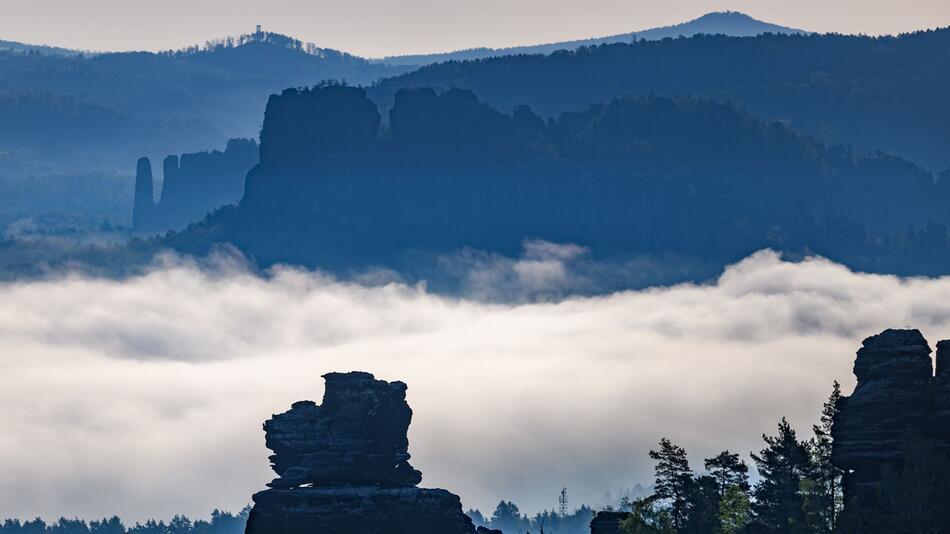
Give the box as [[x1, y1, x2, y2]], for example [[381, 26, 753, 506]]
[[376, 11, 806, 65]]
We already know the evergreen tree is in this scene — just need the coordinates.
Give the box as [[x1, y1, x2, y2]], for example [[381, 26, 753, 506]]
[[681, 475, 720, 534], [649, 438, 694, 530], [620, 496, 674, 534], [750, 418, 812, 534], [704, 451, 750, 497], [489, 501, 529, 533], [718, 485, 751, 534], [47, 519, 90, 534], [88, 518, 123, 534], [806, 381, 842, 534]]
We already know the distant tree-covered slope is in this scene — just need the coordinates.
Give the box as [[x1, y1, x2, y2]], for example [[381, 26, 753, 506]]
[[0, 29, 408, 152], [157, 85, 950, 278], [0, 29, 410, 232], [369, 28, 950, 171], [374, 11, 805, 66], [0, 38, 83, 56]]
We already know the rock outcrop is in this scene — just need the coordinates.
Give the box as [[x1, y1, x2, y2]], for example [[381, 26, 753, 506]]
[[245, 371, 477, 534], [204, 82, 950, 276], [133, 138, 258, 233], [132, 157, 155, 230], [933, 341, 950, 455], [832, 328, 950, 507], [263, 372, 421, 489], [589, 511, 631, 534]]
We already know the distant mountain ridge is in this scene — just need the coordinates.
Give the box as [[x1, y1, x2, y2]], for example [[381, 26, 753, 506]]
[[374, 11, 807, 66], [0, 38, 85, 56], [368, 27, 950, 171]]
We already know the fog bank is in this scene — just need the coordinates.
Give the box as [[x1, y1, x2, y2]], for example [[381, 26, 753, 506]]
[[3, 249, 949, 522]]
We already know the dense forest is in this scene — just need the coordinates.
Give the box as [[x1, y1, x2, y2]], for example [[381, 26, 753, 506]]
[[468, 503, 598, 534], [369, 28, 950, 171], [373, 11, 803, 66], [0, 29, 409, 234], [154, 84, 950, 279], [0, 510, 248, 534], [4, 80, 950, 281]]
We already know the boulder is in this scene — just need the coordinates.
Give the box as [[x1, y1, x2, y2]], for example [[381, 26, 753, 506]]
[[245, 371, 476, 534], [246, 487, 475, 534], [589, 511, 631, 534], [264, 371, 421, 489]]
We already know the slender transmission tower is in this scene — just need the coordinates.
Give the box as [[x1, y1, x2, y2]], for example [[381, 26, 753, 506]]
[[558, 487, 568, 516]]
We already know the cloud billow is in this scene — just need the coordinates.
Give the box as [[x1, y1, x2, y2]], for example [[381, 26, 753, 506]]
[[2, 248, 949, 522]]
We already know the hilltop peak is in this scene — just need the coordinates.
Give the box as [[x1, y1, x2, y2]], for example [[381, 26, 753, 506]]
[[376, 10, 807, 65], [644, 10, 807, 38]]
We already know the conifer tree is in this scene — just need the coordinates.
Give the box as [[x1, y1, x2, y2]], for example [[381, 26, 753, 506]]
[[704, 450, 750, 498], [806, 381, 843, 533], [649, 438, 694, 530], [750, 418, 812, 534], [718, 485, 751, 534]]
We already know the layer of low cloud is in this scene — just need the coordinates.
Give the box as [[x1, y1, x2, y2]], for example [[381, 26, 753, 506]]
[[2, 248, 949, 523]]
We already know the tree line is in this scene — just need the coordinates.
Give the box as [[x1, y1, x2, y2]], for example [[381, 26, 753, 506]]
[[619, 382, 950, 534], [0, 509, 248, 534]]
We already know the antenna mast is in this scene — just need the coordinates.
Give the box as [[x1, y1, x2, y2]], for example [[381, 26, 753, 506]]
[[558, 487, 568, 516]]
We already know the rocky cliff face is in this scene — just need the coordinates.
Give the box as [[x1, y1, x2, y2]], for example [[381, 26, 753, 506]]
[[132, 138, 258, 233], [132, 157, 155, 230], [589, 511, 631, 534], [194, 82, 950, 276], [245, 371, 477, 534], [933, 341, 950, 456], [263, 372, 421, 489], [832, 328, 950, 507]]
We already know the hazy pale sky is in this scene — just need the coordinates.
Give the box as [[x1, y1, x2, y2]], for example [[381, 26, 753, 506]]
[[2, 0, 949, 57]]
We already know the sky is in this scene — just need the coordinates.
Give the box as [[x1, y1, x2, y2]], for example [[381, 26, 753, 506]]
[[3, 247, 950, 522], [1, 0, 949, 57]]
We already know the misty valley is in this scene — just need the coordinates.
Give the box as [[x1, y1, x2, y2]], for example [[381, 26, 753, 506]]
[[2, 6, 950, 534]]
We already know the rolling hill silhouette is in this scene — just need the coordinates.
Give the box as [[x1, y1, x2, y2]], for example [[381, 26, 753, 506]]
[[374, 11, 806, 65], [369, 27, 950, 171]]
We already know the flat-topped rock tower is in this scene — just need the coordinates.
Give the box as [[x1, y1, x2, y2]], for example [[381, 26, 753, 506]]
[[245, 371, 478, 534], [831, 328, 950, 507]]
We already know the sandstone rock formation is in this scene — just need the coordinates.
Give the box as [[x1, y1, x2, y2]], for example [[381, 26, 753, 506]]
[[933, 340, 950, 455], [245, 371, 477, 534], [589, 511, 631, 534], [832, 328, 950, 507], [132, 138, 258, 233], [263, 371, 421, 489]]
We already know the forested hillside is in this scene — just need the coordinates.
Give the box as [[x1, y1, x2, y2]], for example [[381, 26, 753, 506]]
[[369, 28, 950, 171], [155, 84, 950, 278], [0, 29, 408, 233]]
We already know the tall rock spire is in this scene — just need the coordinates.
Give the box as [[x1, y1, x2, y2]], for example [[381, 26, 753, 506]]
[[132, 157, 155, 231]]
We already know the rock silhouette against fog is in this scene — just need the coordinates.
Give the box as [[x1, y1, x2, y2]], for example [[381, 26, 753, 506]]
[[589, 511, 632, 534], [166, 84, 950, 277], [245, 371, 477, 534], [832, 328, 950, 508], [133, 139, 258, 233]]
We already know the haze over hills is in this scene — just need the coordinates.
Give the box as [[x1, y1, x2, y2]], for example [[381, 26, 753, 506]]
[[0, 28, 410, 234], [0, 38, 83, 56], [373, 11, 807, 66], [369, 27, 950, 172], [24, 83, 935, 285]]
